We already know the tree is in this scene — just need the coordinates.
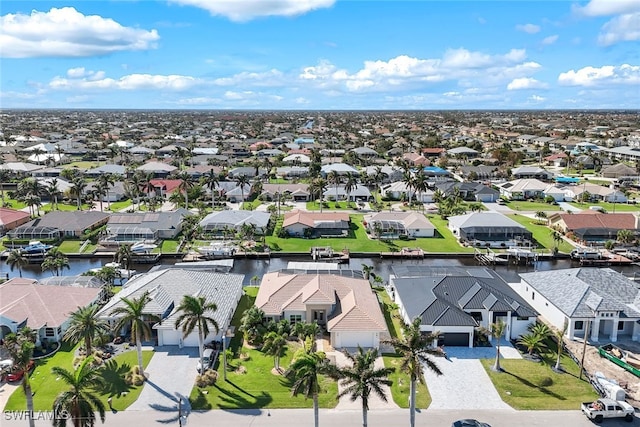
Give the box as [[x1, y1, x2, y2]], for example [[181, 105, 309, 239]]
[[535, 211, 547, 224], [239, 306, 267, 345], [327, 170, 341, 203], [0, 169, 11, 203], [51, 357, 106, 427], [177, 171, 194, 209], [332, 346, 394, 427], [361, 264, 374, 281], [402, 170, 415, 205], [235, 175, 250, 207], [343, 172, 358, 205], [64, 304, 110, 359], [285, 351, 332, 427], [111, 291, 160, 378], [617, 229, 634, 245], [518, 332, 547, 356], [3, 328, 37, 427], [550, 230, 563, 253], [201, 169, 220, 210], [293, 322, 321, 346], [46, 178, 62, 211], [96, 174, 115, 212], [7, 249, 27, 278], [70, 176, 87, 211], [262, 331, 288, 371], [382, 318, 441, 427], [42, 248, 70, 276], [115, 244, 134, 272], [489, 320, 506, 372], [553, 319, 569, 373], [174, 295, 220, 375]]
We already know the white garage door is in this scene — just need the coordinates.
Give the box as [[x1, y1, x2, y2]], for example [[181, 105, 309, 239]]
[[336, 331, 376, 348], [159, 330, 199, 347]]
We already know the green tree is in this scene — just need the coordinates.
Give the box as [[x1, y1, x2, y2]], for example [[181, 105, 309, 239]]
[[111, 291, 160, 378], [201, 169, 220, 210], [343, 172, 358, 205], [361, 264, 374, 281], [3, 329, 36, 427], [114, 245, 134, 271], [333, 346, 394, 427], [535, 211, 548, 224], [553, 319, 569, 372], [518, 332, 547, 356], [63, 304, 110, 357], [239, 306, 267, 345], [262, 331, 288, 371], [382, 318, 441, 427], [174, 295, 220, 374], [177, 171, 194, 209], [327, 170, 341, 203], [70, 176, 87, 211], [51, 357, 106, 427], [285, 351, 332, 427], [489, 320, 507, 372], [617, 229, 634, 245], [235, 174, 250, 207], [7, 249, 27, 278]]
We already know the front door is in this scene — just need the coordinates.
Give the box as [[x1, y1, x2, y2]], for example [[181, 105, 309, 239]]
[[313, 310, 326, 325]]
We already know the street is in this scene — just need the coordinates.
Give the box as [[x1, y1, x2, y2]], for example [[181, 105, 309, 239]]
[[2, 408, 639, 427]]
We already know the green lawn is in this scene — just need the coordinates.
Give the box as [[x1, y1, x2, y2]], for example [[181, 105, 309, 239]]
[[154, 239, 181, 253], [507, 214, 575, 253], [506, 201, 562, 212], [568, 201, 640, 212], [64, 161, 101, 169], [1, 198, 28, 209], [107, 199, 133, 212], [241, 200, 262, 210], [374, 288, 403, 340], [189, 290, 339, 409], [481, 351, 597, 410], [58, 240, 97, 254], [5, 343, 153, 411], [384, 355, 431, 409], [42, 203, 91, 212], [305, 201, 358, 211]]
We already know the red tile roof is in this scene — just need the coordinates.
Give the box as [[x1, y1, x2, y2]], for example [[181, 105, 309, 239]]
[[283, 210, 350, 228], [560, 212, 637, 230], [0, 208, 30, 226]]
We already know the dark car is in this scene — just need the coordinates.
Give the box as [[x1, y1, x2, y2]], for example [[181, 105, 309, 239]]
[[452, 420, 491, 427]]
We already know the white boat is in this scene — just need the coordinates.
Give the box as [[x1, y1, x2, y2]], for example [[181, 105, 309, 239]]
[[196, 242, 237, 257], [130, 241, 157, 254]]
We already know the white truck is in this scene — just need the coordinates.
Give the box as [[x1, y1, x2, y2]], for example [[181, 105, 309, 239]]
[[581, 398, 635, 423]]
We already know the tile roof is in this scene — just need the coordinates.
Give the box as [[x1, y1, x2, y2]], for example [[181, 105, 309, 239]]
[[0, 208, 30, 226], [559, 212, 637, 230], [283, 210, 350, 228]]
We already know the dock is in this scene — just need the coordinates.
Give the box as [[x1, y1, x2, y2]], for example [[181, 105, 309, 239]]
[[380, 248, 425, 259], [311, 247, 350, 263], [474, 248, 508, 266]]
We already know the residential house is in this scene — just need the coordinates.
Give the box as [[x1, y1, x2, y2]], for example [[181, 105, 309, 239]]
[[199, 210, 271, 236], [101, 210, 190, 244], [321, 163, 359, 176], [352, 146, 379, 158], [282, 210, 350, 237], [380, 181, 434, 203], [364, 211, 435, 238], [458, 165, 500, 180], [275, 166, 310, 179], [0, 277, 103, 343], [147, 179, 182, 199], [323, 184, 372, 202], [448, 212, 533, 247], [261, 184, 311, 202], [282, 154, 311, 164], [497, 178, 562, 200], [8, 211, 110, 240], [601, 163, 638, 179], [511, 166, 554, 180], [85, 164, 127, 177], [136, 161, 177, 177], [86, 181, 127, 203], [228, 167, 268, 179], [0, 208, 31, 235], [515, 268, 640, 342], [403, 152, 430, 167], [256, 271, 388, 349], [362, 166, 403, 183], [447, 147, 479, 158], [390, 266, 537, 347], [548, 211, 637, 243], [98, 268, 244, 347], [565, 182, 627, 203], [434, 181, 500, 203]]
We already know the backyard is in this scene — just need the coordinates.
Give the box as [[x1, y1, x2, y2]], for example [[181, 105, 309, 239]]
[[507, 214, 575, 253], [58, 239, 98, 254]]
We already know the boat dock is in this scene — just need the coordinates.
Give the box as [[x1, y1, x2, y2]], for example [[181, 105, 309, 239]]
[[475, 247, 538, 266], [380, 248, 425, 259], [474, 248, 508, 266], [311, 247, 350, 263]]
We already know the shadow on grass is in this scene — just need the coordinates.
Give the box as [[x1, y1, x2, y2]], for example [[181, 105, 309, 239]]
[[212, 380, 272, 410], [98, 360, 135, 398], [503, 370, 566, 401]]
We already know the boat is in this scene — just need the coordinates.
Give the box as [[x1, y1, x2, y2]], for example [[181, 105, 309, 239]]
[[21, 241, 53, 255], [130, 241, 157, 254], [89, 262, 137, 279], [571, 248, 603, 260], [196, 242, 237, 258], [598, 343, 640, 378]]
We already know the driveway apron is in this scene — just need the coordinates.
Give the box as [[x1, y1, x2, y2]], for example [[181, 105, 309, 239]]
[[128, 346, 199, 412]]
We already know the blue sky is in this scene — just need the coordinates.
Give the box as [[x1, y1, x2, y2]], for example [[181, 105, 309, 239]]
[[1, 0, 638, 109]]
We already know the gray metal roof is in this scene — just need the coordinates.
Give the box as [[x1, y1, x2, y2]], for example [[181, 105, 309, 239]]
[[519, 268, 640, 318], [199, 210, 271, 229]]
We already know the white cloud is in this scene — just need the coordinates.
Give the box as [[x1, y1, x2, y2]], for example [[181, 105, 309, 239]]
[[176, 97, 222, 105], [542, 35, 559, 45], [598, 13, 640, 45], [558, 64, 640, 86], [516, 23, 541, 34], [213, 69, 286, 87], [50, 73, 200, 91], [574, 0, 640, 17], [66, 67, 105, 81], [529, 95, 545, 102], [0, 7, 159, 58], [169, 0, 335, 22], [507, 77, 548, 90]]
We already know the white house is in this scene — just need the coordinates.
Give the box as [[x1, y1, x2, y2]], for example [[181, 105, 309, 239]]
[[364, 211, 435, 238]]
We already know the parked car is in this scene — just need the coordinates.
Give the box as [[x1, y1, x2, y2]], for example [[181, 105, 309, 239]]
[[196, 348, 215, 373], [6, 360, 35, 382], [452, 420, 491, 427], [581, 398, 634, 423]]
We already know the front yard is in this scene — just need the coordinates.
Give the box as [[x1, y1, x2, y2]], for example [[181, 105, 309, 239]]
[[568, 201, 640, 212], [505, 201, 562, 212]]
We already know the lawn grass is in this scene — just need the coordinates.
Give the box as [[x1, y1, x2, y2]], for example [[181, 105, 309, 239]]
[[42, 203, 91, 212], [189, 289, 339, 409], [241, 200, 262, 210], [507, 214, 575, 253], [57, 240, 97, 254], [506, 201, 562, 212], [64, 161, 101, 169], [4, 343, 153, 411], [107, 199, 133, 212], [1, 198, 28, 210], [158, 239, 181, 253], [568, 201, 640, 212], [383, 355, 431, 409], [374, 288, 403, 339], [481, 350, 597, 410], [305, 201, 358, 211], [425, 215, 475, 253]]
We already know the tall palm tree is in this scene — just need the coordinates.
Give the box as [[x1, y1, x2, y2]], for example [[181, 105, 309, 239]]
[[97, 174, 115, 212], [201, 169, 220, 210], [177, 171, 194, 209], [239, 306, 266, 345], [285, 351, 332, 427], [64, 304, 110, 357], [343, 172, 358, 205], [111, 291, 160, 378], [235, 174, 250, 207], [46, 178, 61, 211], [382, 318, 442, 427], [262, 331, 288, 371], [327, 170, 341, 203], [412, 168, 428, 207], [51, 357, 106, 427], [7, 249, 27, 278], [402, 170, 414, 204], [42, 248, 70, 276], [333, 346, 394, 427], [309, 177, 328, 212], [115, 244, 134, 271], [489, 320, 507, 372], [0, 169, 11, 203], [553, 319, 569, 372], [174, 295, 219, 375], [70, 176, 87, 211], [6, 336, 36, 427]]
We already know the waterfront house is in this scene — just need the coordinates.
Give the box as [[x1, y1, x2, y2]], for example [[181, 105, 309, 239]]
[[282, 210, 350, 237], [381, 181, 434, 203], [323, 184, 373, 202], [199, 210, 271, 236], [101, 210, 190, 244], [515, 268, 640, 342], [434, 181, 500, 203], [390, 266, 537, 347], [256, 271, 388, 349], [364, 211, 435, 238], [0, 208, 31, 235], [448, 212, 532, 247], [8, 211, 110, 240], [548, 211, 637, 244], [97, 269, 244, 347]]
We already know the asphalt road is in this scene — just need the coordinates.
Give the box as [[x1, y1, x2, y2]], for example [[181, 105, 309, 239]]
[[2, 408, 640, 427]]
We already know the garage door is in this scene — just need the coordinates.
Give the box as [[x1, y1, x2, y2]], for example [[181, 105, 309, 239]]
[[441, 333, 469, 347], [159, 330, 199, 347], [336, 331, 375, 348]]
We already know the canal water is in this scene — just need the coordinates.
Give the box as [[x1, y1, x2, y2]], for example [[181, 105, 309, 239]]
[[4, 255, 640, 285]]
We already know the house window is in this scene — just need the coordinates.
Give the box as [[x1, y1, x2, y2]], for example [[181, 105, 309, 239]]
[[531, 292, 535, 300], [517, 316, 529, 321], [289, 315, 302, 325], [618, 321, 625, 331], [45, 328, 55, 337], [575, 321, 584, 330]]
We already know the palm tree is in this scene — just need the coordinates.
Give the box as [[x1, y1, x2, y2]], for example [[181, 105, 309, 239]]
[[42, 248, 70, 276], [235, 174, 250, 207], [489, 320, 507, 372], [7, 249, 27, 278], [343, 172, 358, 205], [361, 264, 374, 282], [327, 170, 341, 203], [412, 168, 428, 207], [51, 357, 106, 427], [550, 230, 564, 254], [97, 174, 115, 212], [285, 351, 332, 427], [402, 170, 415, 205], [45, 178, 62, 211], [64, 304, 110, 357], [115, 244, 134, 272], [553, 319, 569, 372], [617, 229, 634, 245], [518, 332, 547, 356], [239, 306, 266, 345], [70, 176, 87, 211], [309, 177, 328, 212], [177, 171, 194, 209], [6, 335, 36, 427], [0, 169, 11, 203], [333, 346, 394, 427], [201, 169, 220, 210], [174, 295, 219, 375], [535, 211, 547, 224], [382, 318, 441, 427], [262, 331, 288, 371], [111, 291, 160, 378]]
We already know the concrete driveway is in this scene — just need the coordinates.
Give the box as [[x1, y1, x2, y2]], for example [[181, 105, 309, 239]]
[[128, 346, 199, 412], [423, 341, 520, 410]]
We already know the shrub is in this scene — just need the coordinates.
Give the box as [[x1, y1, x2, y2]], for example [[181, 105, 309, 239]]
[[195, 370, 218, 387], [538, 377, 553, 387], [125, 365, 146, 386]]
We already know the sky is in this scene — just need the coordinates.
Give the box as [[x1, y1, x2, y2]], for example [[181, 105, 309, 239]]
[[0, 0, 639, 110]]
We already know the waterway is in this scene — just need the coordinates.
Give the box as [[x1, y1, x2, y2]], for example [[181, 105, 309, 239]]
[[4, 255, 640, 285]]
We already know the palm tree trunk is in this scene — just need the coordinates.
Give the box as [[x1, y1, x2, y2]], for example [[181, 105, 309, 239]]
[[100, 195, 104, 212], [362, 399, 368, 427], [410, 379, 416, 427], [24, 379, 35, 427], [493, 343, 501, 371], [313, 394, 319, 427], [85, 335, 92, 356], [137, 329, 145, 377], [198, 328, 204, 374]]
